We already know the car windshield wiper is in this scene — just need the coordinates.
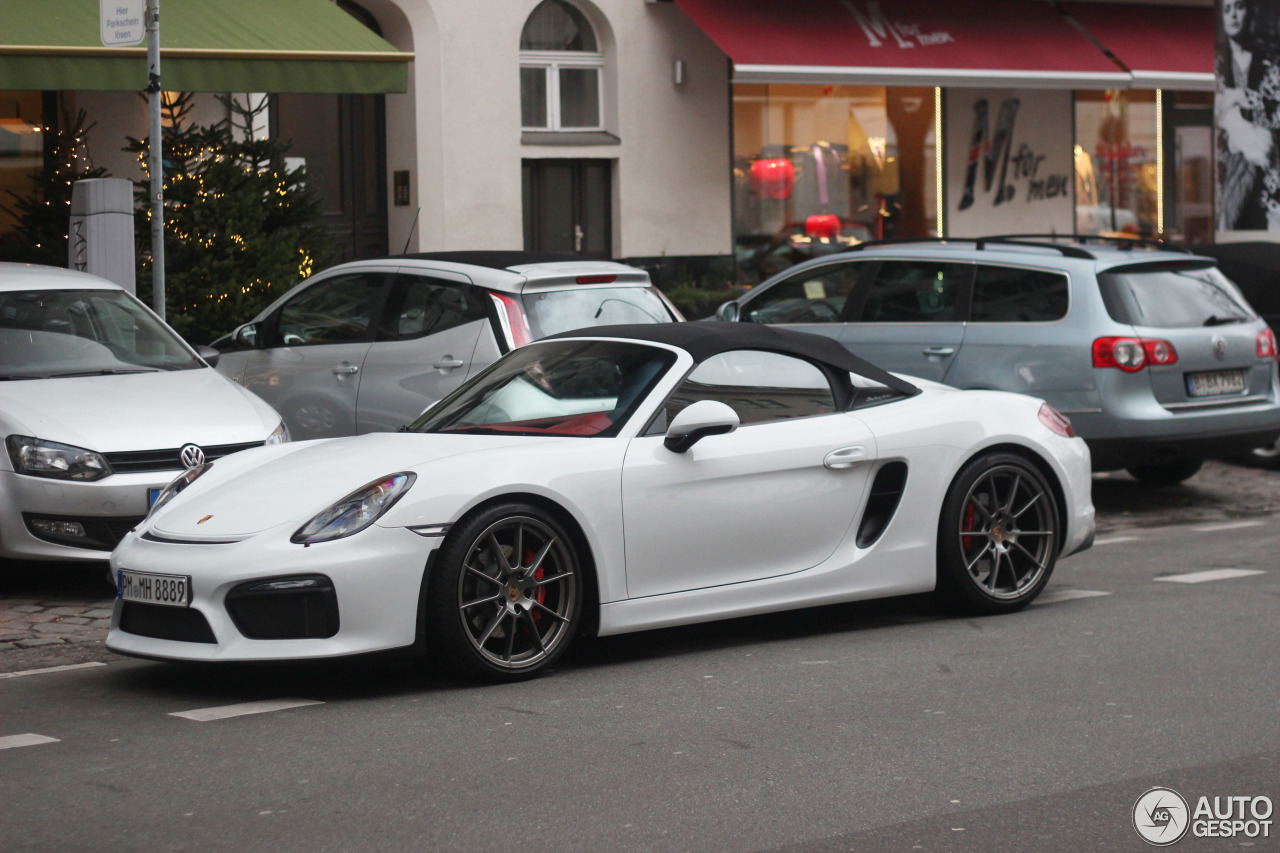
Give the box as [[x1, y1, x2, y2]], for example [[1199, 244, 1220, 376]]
[[43, 367, 162, 378], [1203, 315, 1245, 326]]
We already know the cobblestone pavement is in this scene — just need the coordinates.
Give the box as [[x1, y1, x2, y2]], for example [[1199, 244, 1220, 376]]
[[1, 460, 1277, 673]]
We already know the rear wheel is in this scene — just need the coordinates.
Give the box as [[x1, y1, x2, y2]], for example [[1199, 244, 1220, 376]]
[[937, 453, 1060, 614], [426, 503, 582, 682], [1125, 459, 1203, 485]]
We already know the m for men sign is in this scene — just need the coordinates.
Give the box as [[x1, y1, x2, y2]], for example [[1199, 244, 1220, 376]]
[[945, 89, 1074, 237]]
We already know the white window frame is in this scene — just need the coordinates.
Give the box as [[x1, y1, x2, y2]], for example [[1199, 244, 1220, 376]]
[[520, 50, 605, 132]]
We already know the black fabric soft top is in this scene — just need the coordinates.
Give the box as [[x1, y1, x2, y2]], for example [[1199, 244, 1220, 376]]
[[545, 322, 920, 398]]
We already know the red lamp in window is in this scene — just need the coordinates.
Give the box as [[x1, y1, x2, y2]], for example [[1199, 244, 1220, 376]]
[[805, 214, 841, 241], [749, 158, 795, 200]]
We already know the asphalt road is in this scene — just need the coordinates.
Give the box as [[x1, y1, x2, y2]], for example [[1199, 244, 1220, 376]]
[[1, 466, 1278, 851]]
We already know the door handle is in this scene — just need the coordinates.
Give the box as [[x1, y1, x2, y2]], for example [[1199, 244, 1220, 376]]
[[331, 363, 359, 375], [433, 357, 465, 370], [824, 445, 868, 469], [922, 346, 956, 358]]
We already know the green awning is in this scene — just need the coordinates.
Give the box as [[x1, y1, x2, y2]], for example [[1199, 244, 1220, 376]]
[[0, 0, 412, 93]]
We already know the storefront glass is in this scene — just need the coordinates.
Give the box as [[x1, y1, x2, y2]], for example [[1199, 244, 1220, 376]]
[[733, 84, 937, 284], [1074, 89, 1158, 237], [0, 92, 45, 237]]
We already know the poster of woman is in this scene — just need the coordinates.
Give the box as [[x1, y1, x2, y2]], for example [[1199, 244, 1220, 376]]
[[1217, 0, 1280, 231]]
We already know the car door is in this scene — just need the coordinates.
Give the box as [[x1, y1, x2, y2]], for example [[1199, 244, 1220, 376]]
[[239, 271, 389, 439], [621, 350, 877, 598], [355, 271, 491, 433], [838, 259, 972, 382], [739, 260, 868, 343], [943, 264, 1097, 408]]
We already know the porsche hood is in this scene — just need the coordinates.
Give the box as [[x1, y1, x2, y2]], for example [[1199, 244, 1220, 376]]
[[149, 432, 538, 539]]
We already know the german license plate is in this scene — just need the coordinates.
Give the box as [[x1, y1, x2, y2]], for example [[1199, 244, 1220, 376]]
[[1186, 369, 1246, 397], [147, 488, 162, 507], [117, 570, 190, 607]]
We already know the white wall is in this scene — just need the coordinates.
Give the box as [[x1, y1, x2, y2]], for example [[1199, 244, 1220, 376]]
[[383, 0, 731, 258]]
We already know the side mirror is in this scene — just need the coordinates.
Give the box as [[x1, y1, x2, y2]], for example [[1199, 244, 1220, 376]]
[[195, 345, 221, 368], [664, 400, 740, 453], [716, 301, 740, 322], [233, 322, 260, 349]]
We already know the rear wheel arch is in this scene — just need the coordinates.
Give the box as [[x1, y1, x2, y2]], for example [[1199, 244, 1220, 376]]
[[961, 443, 1069, 555], [935, 445, 1065, 613]]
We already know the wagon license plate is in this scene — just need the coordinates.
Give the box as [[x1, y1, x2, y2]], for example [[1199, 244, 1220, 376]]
[[117, 570, 190, 607], [1186, 369, 1246, 397], [147, 487, 162, 507]]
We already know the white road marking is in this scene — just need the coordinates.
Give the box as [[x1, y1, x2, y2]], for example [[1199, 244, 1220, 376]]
[[170, 699, 324, 722], [1191, 520, 1267, 533], [0, 662, 108, 680], [0, 733, 60, 750], [1092, 536, 1139, 546], [1033, 589, 1112, 605], [1156, 569, 1267, 584]]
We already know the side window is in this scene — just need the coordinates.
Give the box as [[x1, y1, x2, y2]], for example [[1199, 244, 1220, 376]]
[[971, 266, 1068, 322], [743, 263, 864, 324], [650, 350, 836, 432], [276, 274, 384, 346], [377, 275, 487, 342], [857, 261, 968, 323]]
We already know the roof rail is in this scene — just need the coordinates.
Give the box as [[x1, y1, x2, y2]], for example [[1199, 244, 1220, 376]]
[[977, 233, 1192, 254], [842, 235, 1095, 259]]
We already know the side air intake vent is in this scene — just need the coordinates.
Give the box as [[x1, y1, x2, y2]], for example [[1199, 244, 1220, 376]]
[[856, 461, 908, 548]]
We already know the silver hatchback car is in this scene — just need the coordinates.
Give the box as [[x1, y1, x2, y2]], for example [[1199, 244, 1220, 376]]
[[216, 252, 682, 440], [717, 237, 1280, 485]]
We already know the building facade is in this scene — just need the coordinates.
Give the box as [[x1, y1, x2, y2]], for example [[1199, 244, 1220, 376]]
[[0, 0, 1233, 291]]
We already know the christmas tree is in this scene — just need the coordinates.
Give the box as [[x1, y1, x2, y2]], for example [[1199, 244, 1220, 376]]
[[0, 108, 109, 266], [127, 93, 333, 344]]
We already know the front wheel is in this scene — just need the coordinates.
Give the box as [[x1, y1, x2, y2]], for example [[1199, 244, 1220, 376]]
[[937, 453, 1060, 614], [426, 503, 582, 682]]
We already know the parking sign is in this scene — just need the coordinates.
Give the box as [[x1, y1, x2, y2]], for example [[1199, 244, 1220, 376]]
[[101, 0, 145, 47]]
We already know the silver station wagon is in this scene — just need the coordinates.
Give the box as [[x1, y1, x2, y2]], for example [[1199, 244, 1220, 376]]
[[717, 236, 1280, 485]]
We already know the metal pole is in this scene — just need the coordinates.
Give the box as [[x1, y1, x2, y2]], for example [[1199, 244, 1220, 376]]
[[146, 0, 165, 318]]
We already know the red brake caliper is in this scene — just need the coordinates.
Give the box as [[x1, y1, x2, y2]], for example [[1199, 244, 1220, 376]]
[[961, 504, 976, 553]]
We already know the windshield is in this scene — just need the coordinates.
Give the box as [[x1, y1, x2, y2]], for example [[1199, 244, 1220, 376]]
[[0, 288, 203, 380], [414, 339, 675, 437], [1099, 265, 1255, 328], [522, 286, 674, 339]]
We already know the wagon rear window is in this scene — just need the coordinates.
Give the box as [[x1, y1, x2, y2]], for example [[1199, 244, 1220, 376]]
[[1099, 265, 1253, 328]]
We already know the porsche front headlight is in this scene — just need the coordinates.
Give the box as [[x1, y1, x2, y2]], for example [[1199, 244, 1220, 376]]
[[291, 472, 416, 545], [149, 463, 213, 517], [6, 435, 110, 481], [265, 421, 290, 445]]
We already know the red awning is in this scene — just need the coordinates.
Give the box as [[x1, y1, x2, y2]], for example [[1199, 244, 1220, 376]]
[[673, 0, 1129, 89], [1062, 4, 1214, 91]]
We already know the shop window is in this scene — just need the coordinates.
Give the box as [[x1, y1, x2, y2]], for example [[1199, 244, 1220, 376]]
[[732, 84, 937, 285], [520, 0, 604, 131], [1075, 90, 1158, 237]]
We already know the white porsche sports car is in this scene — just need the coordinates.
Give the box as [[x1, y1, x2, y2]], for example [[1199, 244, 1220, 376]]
[[108, 324, 1095, 681]]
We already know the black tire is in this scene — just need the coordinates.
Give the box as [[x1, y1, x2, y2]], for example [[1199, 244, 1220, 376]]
[[1126, 459, 1203, 486], [936, 453, 1060, 614], [426, 502, 583, 682]]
